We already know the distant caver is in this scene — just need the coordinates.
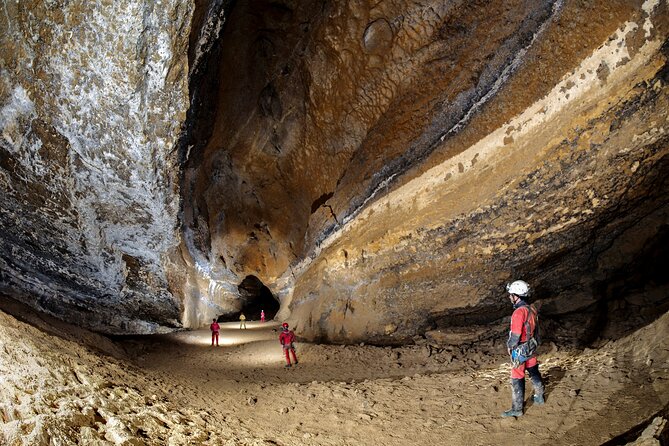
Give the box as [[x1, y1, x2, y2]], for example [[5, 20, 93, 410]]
[[279, 322, 299, 368]]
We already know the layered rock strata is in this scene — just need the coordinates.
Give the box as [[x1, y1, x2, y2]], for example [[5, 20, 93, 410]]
[[1, 0, 668, 344], [0, 0, 193, 333], [183, 0, 669, 343], [285, 3, 669, 344]]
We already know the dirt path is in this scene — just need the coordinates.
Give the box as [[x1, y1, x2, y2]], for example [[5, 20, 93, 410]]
[[115, 319, 669, 446], [2, 299, 668, 445]]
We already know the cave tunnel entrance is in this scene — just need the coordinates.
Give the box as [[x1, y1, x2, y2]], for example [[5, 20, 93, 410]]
[[234, 275, 280, 322]]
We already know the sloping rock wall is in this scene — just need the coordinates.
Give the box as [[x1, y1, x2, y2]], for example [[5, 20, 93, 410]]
[[0, 0, 193, 333], [282, 3, 669, 343], [182, 0, 669, 343], [286, 29, 669, 343], [1, 0, 667, 344]]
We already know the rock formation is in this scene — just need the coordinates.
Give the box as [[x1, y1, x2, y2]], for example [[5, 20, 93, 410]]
[[0, 0, 192, 333], [1, 0, 668, 347]]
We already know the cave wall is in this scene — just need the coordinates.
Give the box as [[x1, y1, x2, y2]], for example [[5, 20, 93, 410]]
[[183, 0, 669, 342], [283, 3, 669, 344], [0, 0, 193, 333], [181, 0, 574, 324], [1, 0, 667, 342], [287, 32, 669, 343]]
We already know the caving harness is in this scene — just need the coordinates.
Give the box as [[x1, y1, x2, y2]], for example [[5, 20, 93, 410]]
[[510, 304, 540, 368]]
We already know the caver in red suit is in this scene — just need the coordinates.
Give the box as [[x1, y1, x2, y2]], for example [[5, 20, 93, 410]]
[[279, 323, 298, 367], [210, 319, 220, 346], [502, 280, 545, 417]]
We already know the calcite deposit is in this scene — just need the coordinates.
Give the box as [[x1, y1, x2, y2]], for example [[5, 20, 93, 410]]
[[0, 0, 193, 333], [1, 0, 668, 347]]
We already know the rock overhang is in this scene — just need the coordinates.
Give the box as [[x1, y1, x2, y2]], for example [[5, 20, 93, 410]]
[[0, 0, 667, 344]]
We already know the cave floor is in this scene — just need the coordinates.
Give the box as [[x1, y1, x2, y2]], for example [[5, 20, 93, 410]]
[[1, 307, 668, 445], [115, 321, 669, 446]]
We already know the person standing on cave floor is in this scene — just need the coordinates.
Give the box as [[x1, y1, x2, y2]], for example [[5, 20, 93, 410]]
[[210, 318, 220, 347], [279, 322, 299, 368], [501, 280, 545, 418], [239, 312, 247, 329], [260, 310, 265, 323]]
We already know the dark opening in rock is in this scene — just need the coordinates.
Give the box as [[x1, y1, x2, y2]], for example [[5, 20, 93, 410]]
[[233, 275, 280, 322]]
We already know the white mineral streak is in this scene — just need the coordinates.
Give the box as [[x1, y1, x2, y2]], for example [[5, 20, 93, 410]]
[[181, 260, 240, 328], [276, 0, 664, 302], [0, 0, 193, 332], [295, 0, 563, 264], [46, 1, 182, 272], [0, 83, 50, 177], [0, 84, 35, 153], [443, 0, 564, 138], [363, 13, 663, 233], [190, 0, 227, 78], [642, 0, 661, 38]]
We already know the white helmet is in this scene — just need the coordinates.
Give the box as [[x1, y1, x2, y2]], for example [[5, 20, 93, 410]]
[[506, 280, 530, 297]]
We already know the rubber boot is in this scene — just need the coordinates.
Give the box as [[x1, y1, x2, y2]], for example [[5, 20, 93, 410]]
[[501, 378, 525, 417], [527, 365, 545, 404]]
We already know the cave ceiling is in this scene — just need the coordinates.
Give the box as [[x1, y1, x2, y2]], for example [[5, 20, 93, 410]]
[[0, 0, 668, 345]]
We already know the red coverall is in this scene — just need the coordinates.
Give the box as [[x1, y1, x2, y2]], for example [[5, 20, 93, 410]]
[[279, 329, 298, 366], [210, 321, 220, 346], [509, 305, 538, 379]]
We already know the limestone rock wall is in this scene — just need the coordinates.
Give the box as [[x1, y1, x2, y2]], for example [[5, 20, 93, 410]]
[[0, 0, 193, 333], [287, 29, 669, 343], [182, 0, 669, 343], [283, 1, 669, 344], [1, 0, 667, 343], [182, 0, 572, 324]]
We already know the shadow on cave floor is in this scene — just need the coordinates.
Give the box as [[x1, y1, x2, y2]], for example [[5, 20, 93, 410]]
[[0, 294, 126, 358], [537, 365, 567, 406], [539, 365, 669, 446], [600, 401, 669, 446]]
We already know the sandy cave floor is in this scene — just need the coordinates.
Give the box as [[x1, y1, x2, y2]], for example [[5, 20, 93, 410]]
[[1, 304, 668, 445]]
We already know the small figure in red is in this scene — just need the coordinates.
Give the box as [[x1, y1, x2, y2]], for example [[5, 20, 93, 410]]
[[260, 310, 266, 323], [279, 322, 298, 367], [210, 318, 220, 347], [501, 280, 544, 417]]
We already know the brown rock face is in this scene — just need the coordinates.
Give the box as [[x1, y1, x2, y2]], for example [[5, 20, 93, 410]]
[[182, 0, 669, 344], [1, 0, 668, 344]]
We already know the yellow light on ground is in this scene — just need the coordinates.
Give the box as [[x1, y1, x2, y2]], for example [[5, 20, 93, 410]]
[[146, 321, 289, 368], [170, 321, 281, 348]]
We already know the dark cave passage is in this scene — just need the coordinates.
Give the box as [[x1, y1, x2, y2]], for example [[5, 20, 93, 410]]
[[233, 275, 280, 322]]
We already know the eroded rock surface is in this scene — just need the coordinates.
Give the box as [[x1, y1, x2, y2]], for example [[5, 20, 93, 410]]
[[1, 0, 668, 344], [0, 0, 193, 333], [181, 0, 669, 343]]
